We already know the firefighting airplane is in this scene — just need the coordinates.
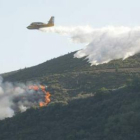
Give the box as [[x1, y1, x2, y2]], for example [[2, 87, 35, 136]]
[[27, 16, 54, 29]]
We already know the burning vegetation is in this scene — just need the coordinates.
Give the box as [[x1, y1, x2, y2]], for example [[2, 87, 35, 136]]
[[28, 85, 51, 107], [0, 76, 51, 120]]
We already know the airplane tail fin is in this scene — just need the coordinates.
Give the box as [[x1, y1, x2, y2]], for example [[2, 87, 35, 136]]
[[48, 16, 54, 25]]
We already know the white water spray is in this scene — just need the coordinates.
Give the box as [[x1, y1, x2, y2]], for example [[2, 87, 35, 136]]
[[40, 26, 140, 65]]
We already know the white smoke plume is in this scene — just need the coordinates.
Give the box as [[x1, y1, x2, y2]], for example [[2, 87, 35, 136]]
[[0, 77, 45, 120], [40, 26, 140, 65]]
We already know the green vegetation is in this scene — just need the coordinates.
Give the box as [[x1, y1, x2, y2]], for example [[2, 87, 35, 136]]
[[1, 52, 140, 139], [0, 82, 140, 140], [2, 52, 140, 102], [3, 52, 140, 82]]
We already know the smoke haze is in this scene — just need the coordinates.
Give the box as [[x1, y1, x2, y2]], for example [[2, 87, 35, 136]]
[[40, 26, 140, 65], [0, 77, 45, 120]]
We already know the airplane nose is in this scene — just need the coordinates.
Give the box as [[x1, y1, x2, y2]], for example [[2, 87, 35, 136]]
[[27, 26, 31, 29]]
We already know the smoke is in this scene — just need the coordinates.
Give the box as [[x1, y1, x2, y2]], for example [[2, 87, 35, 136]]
[[40, 26, 140, 65], [0, 77, 45, 120]]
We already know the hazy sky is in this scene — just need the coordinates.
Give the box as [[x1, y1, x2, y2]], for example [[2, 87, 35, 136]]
[[0, 0, 140, 73]]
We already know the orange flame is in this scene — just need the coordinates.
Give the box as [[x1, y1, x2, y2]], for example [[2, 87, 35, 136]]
[[39, 85, 46, 90], [28, 85, 39, 91], [39, 91, 51, 107], [28, 85, 51, 107]]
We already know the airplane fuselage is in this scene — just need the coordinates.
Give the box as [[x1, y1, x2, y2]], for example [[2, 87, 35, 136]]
[[27, 23, 54, 29]]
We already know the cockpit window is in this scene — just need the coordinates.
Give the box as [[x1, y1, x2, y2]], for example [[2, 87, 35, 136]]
[[37, 22, 43, 25], [30, 22, 43, 25]]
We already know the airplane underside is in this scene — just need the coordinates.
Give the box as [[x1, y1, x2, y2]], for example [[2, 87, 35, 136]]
[[27, 25, 54, 30]]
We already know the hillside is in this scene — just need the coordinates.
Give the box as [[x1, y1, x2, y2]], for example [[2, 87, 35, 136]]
[[0, 84, 140, 140], [1, 52, 140, 139], [2, 52, 140, 102], [3, 51, 140, 82]]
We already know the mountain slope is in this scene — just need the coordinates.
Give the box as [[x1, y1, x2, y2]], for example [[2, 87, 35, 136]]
[[3, 52, 140, 82], [0, 86, 140, 140], [2, 52, 89, 82], [2, 52, 140, 103], [1, 52, 140, 139]]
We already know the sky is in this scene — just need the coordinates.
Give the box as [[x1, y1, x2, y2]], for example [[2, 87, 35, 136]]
[[0, 0, 140, 73]]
